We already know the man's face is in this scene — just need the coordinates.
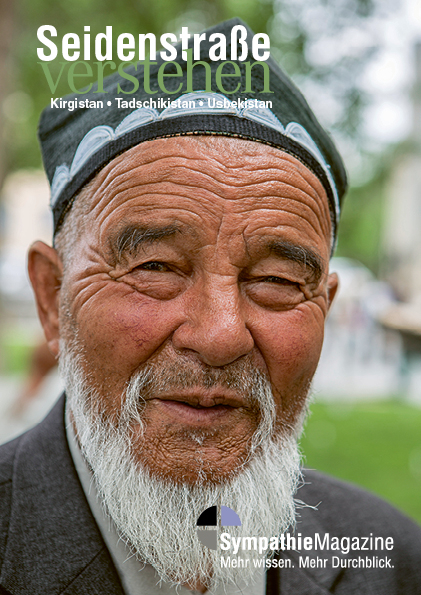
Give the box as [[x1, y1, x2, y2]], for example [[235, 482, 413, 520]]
[[32, 136, 336, 484]]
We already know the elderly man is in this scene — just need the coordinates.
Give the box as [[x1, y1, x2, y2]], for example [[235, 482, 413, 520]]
[[0, 18, 420, 595]]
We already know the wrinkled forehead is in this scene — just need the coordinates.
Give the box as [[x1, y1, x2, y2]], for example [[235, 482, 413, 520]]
[[76, 136, 333, 257]]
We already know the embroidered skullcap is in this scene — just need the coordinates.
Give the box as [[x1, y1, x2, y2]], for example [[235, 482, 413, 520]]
[[38, 17, 347, 246]]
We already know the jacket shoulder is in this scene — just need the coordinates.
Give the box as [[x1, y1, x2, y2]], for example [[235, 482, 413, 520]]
[[296, 469, 421, 593], [0, 436, 20, 484], [0, 396, 124, 595]]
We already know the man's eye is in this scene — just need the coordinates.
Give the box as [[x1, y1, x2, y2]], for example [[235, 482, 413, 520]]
[[245, 274, 304, 310], [263, 276, 295, 285], [139, 261, 169, 272]]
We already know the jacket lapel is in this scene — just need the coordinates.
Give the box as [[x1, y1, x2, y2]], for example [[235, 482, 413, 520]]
[[266, 550, 342, 595], [266, 491, 345, 594], [280, 492, 341, 595], [0, 396, 124, 595], [278, 562, 338, 594]]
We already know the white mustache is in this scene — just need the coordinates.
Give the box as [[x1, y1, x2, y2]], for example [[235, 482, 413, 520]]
[[124, 356, 277, 453]]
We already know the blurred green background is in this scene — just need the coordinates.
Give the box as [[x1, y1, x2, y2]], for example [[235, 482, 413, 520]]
[[301, 401, 421, 523]]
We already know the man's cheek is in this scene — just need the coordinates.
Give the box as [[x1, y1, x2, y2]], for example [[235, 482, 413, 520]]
[[74, 292, 183, 374], [255, 311, 324, 406], [259, 306, 324, 366]]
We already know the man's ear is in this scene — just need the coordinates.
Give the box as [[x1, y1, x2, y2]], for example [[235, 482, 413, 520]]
[[326, 272, 339, 312], [28, 241, 63, 357]]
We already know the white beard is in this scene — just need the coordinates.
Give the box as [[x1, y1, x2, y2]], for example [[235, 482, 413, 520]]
[[60, 340, 306, 591]]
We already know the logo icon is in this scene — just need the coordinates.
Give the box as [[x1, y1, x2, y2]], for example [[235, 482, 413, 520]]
[[196, 506, 241, 550]]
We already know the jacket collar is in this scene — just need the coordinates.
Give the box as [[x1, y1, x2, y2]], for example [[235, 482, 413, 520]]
[[0, 395, 124, 595]]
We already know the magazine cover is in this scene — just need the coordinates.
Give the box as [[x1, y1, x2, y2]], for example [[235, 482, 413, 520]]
[[0, 1, 420, 593]]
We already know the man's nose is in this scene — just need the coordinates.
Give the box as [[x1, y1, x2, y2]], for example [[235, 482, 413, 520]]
[[172, 277, 254, 367]]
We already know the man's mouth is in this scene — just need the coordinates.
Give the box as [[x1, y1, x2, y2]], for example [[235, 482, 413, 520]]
[[148, 391, 249, 426], [175, 401, 229, 409], [155, 400, 237, 425]]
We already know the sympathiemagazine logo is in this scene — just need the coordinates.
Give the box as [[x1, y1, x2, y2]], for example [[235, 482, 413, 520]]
[[196, 506, 241, 551], [196, 508, 396, 571]]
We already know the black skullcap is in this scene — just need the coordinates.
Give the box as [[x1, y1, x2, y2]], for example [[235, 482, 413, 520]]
[[38, 18, 347, 246]]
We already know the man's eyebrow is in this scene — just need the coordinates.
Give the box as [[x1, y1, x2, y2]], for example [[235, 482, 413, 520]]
[[110, 224, 182, 260], [266, 240, 324, 282]]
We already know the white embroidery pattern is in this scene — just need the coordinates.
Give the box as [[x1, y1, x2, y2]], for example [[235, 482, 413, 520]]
[[50, 91, 339, 222]]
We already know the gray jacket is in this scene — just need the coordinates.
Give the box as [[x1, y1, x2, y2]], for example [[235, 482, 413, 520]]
[[0, 396, 420, 595]]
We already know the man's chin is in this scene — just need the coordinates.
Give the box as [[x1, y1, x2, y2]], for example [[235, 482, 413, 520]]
[[139, 455, 251, 487], [129, 425, 259, 486]]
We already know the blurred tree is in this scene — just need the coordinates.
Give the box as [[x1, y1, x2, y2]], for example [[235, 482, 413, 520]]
[[0, 0, 15, 189], [335, 162, 387, 273], [7, 0, 382, 169]]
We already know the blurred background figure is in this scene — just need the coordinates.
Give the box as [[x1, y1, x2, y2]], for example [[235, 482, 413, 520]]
[[314, 257, 401, 400], [0, 0, 419, 523], [379, 42, 421, 396]]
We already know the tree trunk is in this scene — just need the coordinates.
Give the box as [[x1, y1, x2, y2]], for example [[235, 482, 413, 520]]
[[0, 0, 15, 191]]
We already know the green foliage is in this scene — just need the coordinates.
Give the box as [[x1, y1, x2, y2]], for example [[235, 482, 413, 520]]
[[7, 0, 379, 168], [0, 330, 33, 374], [335, 166, 386, 274], [301, 400, 421, 524], [7, 0, 275, 170]]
